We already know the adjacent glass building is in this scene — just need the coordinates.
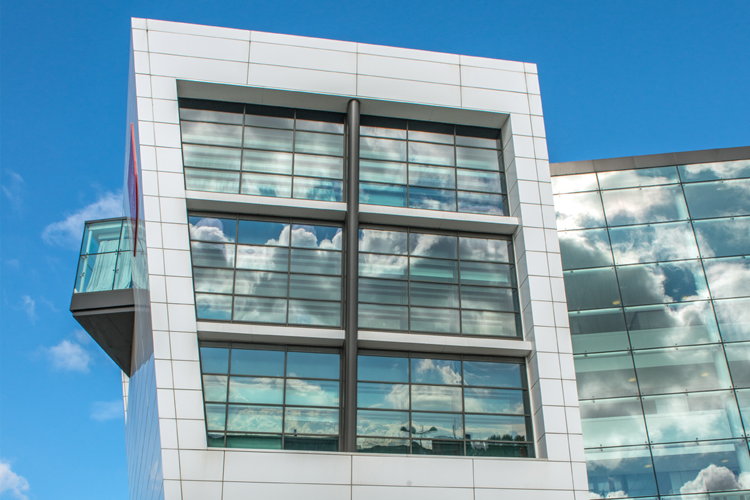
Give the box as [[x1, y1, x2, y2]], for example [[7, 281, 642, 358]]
[[551, 155, 750, 499]]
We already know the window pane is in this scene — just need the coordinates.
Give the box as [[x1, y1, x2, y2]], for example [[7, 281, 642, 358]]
[[357, 410, 410, 437], [226, 433, 281, 449], [411, 411, 463, 438], [243, 127, 293, 152], [360, 137, 407, 162], [579, 398, 648, 448], [553, 192, 606, 230], [574, 351, 639, 400], [410, 307, 459, 334], [693, 217, 750, 258], [181, 107, 243, 124], [460, 262, 513, 286], [412, 438, 463, 456], [625, 302, 720, 349], [601, 185, 689, 226], [295, 118, 343, 134], [456, 147, 500, 171], [358, 356, 409, 383], [360, 160, 407, 184], [360, 123, 407, 140], [410, 257, 459, 283], [245, 112, 293, 129], [408, 187, 456, 211], [189, 217, 237, 242], [552, 173, 599, 194], [205, 404, 227, 431], [408, 129, 453, 145], [290, 249, 341, 275], [569, 308, 629, 354], [233, 296, 287, 323], [464, 388, 525, 414], [240, 173, 292, 198], [456, 169, 502, 193], [358, 303, 408, 331], [294, 131, 343, 156], [408, 165, 455, 189], [294, 154, 343, 179], [234, 270, 287, 297], [461, 310, 519, 337], [357, 382, 409, 409], [183, 144, 241, 170], [464, 414, 527, 441], [617, 261, 710, 306], [683, 179, 750, 218], [463, 361, 523, 389], [411, 358, 462, 385], [408, 142, 455, 167], [242, 149, 293, 175], [185, 168, 239, 193], [559, 229, 613, 270], [181, 121, 242, 147], [725, 343, 750, 388], [633, 345, 732, 395], [360, 251, 409, 279], [289, 274, 340, 301], [651, 440, 750, 496], [285, 379, 339, 407], [200, 347, 229, 373], [410, 282, 459, 308], [457, 191, 505, 215], [715, 298, 750, 342], [409, 233, 457, 259], [230, 348, 284, 376], [704, 257, 750, 299], [284, 408, 339, 435], [358, 278, 408, 305], [237, 220, 288, 246], [597, 166, 679, 190], [359, 229, 408, 254], [459, 237, 510, 263], [286, 352, 339, 380], [196, 293, 232, 320], [678, 160, 750, 182], [292, 177, 343, 202], [226, 405, 282, 433], [360, 183, 407, 207], [563, 267, 621, 311], [291, 223, 342, 249], [642, 391, 744, 443], [586, 446, 658, 499], [203, 375, 228, 402], [455, 128, 498, 148], [194, 268, 234, 294], [288, 300, 340, 327], [229, 377, 284, 404], [235, 245, 288, 271], [609, 221, 699, 265]]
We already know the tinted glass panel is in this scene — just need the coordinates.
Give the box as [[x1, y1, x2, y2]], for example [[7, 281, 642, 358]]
[[563, 268, 621, 311], [704, 257, 750, 299], [601, 185, 689, 226], [554, 192, 606, 230], [683, 179, 750, 218], [616, 261, 709, 306], [597, 166, 679, 189], [580, 398, 648, 448], [559, 229, 613, 270], [678, 160, 750, 182], [633, 345, 732, 395], [609, 222, 699, 265], [693, 217, 750, 258]]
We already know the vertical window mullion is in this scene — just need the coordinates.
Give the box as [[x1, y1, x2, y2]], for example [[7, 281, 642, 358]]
[[291, 110, 297, 199], [231, 218, 239, 322], [286, 218, 292, 326]]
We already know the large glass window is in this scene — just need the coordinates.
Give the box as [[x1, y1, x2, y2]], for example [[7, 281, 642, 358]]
[[359, 117, 506, 216], [200, 343, 340, 451], [358, 228, 519, 337], [356, 352, 532, 456], [180, 99, 345, 202], [189, 215, 343, 327], [74, 218, 133, 293]]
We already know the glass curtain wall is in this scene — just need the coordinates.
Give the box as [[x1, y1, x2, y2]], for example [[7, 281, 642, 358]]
[[359, 116, 506, 215], [200, 342, 341, 451], [188, 215, 343, 327], [179, 99, 345, 202], [358, 228, 520, 337], [553, 159, 750, 499], [74, 218, 133, 293], [356, 352, 533, 456]]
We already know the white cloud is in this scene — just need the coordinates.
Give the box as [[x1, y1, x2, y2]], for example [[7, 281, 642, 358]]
[[91, 400, 123, 422], [0, 460, 29, 500], [1, 170, 25, 213], [42, 191, 122, 248], [48, 340, 91, 372], [589, 492, 628, 499], [21, 296, 35, 323]]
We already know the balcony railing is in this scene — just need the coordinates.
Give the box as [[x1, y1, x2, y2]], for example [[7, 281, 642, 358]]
[[74, 218, 133, 293]]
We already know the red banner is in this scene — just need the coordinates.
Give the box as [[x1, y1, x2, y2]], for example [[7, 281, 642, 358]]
[[127, 123, 139, 256]]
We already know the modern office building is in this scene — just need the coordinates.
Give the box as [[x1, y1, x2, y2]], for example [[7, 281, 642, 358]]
[[69, 17, 750, 500]]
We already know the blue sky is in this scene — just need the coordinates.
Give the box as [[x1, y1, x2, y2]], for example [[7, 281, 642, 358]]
[[0, 0, 748, 498]]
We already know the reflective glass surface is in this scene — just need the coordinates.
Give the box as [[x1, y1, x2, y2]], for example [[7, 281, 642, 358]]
[[200, 343, 340, 450], [189, 216, 342, 327], [74, 219, 134, 293], [356, 353, 532, 456], [601, 185, 690, 226], [180, 99, 344, 202], [358, 228, 519, 337]]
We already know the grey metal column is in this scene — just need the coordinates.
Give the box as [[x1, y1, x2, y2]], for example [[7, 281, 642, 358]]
[[343, 99, 360, 452]]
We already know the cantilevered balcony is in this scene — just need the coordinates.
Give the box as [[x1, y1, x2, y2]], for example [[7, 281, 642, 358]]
[[70, 218, 136, 374]]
